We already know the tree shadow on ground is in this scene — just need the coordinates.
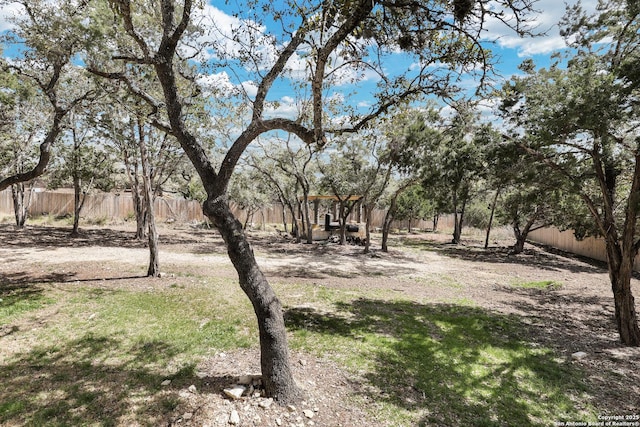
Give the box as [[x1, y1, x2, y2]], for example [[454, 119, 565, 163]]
[[285, 299, 601, 426], [0, 272, 75, 335], [265, 253, 418, 279], [0, 332, 234, 426], [0, 224, 213, 250], [403, 238, 605, 275], [495, 285, 640, 413]]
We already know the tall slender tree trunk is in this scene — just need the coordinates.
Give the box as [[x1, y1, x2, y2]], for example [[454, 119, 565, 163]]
[[294, 199, 303, 243], [382, 215, 392, 251], [11, 182, 32, 228], [71, 175, 92, 237], [302, 193, 313, 244], [484, 188, 500, 249], [124, 152, 147, 240], [138, 119, 159, 277], [281, 204, 288, 234], [363, 204, 372, 253], [204, 196, 301, 402], [338, 202, 347, 245], [72, 174, 82, 237], [134, 189, 148, 240], [452, 197, 467, 244]]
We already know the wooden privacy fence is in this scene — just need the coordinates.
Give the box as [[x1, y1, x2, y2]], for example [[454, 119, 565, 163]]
[[0, 188, 454, 230], [528, 227, 640, 271], [0, 188, 205, 223]]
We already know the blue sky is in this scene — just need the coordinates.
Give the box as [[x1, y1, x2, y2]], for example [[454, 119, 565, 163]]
[[0, 0, 597, 123]]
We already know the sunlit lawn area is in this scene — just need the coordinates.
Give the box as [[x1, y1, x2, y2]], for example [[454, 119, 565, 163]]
[[0, 263, 598, 426]]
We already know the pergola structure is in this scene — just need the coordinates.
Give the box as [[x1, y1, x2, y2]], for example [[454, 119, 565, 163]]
[[296, 195, 366, 242], [301, 195, 364, 225]]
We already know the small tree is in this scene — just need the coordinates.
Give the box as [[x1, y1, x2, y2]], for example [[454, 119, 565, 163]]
[[403, 105, 488, 243], [252, 137, 319, 242], [228, 167, 273, 230], [0, 0, 98, 193], [48, 110, 115, 236], [318, 136, 388, 246], [394, 185, 434, 233]]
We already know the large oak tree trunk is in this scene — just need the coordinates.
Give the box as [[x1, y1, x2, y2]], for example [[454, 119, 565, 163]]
[[511, 214, 538, 255], [204, 196, 301, 402], [605, 243, 640, 346], [512, 234, 526, 255]]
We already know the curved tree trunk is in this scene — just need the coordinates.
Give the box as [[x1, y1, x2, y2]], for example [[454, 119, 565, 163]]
[[512, 233, 526, 254], [381, 204, 396, 253], [381, 210, 393, 252], [281, 203, 288, 234], [204, 196, 301, 402]]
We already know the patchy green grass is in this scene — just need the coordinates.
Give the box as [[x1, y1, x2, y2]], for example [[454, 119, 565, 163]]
[[0, 285, 53, 324], [510, 280, 563, 290], [285, 292, 595, 426], [1, 264, 595, 426], [0, 277, 257, 426]]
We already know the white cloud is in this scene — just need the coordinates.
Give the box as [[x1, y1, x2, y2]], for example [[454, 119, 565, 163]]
[[482, 0, 599, 57], [241, 81, 259, 98], [264, 95, 300, 119], [197, 71, 237, 95], [185, 4, 273, 66], [0, 3, 23, 32]]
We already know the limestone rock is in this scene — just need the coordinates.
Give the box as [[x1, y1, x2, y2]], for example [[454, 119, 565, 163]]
[[188, 384, 197, 393], [258, 398, 273, 409], [161, 379, 171, 386], [303, 409, 314, 419], [571, 351, 588, 360], [223, 385, 247, 400], [229, 410, 240, 425]]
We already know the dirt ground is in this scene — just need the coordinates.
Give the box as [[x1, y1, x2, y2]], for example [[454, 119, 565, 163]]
[[1, 223, 640, 426]]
